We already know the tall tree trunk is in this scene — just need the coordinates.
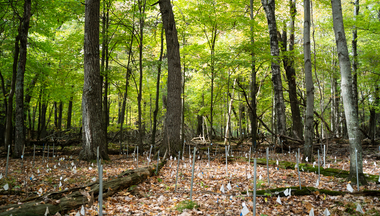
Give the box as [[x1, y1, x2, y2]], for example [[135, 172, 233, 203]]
[[151, 26, 164, 146], [101, 0, 110, 151], [57, 101, 62, 130], [14, 0, 32, 158], [54, 102, 58, 128], [352, 0, 359, 117], [159, 0, 182, 155], [5, 34, 19, 148], [119, 24, 134, 149], [67, 96, 73, 129], [261, 0, 286, 136], [81, 0, 109, 161], [224, 79, 236, 145], [137, 0, 146, 148], [250, 0, 257, 151], [331, 0, 366, 185], [303, 0, 314, 161], [280, 0, 303, 139]]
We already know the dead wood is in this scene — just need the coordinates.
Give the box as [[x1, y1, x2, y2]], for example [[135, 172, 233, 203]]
[[0, 157, 167, 216]]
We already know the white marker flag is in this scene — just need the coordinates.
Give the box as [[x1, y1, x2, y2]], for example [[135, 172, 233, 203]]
[[309, 208, 314, 216], [81, 205, 85, 215], [220, 185, 225, 193], [227, 182, 232, 190], [241, 202, 250, 216], [315, 179, 319, 187], [323, 208, 330, 216], [3, 183, 9, 191], [356, 203, 364, 214], [44, 207, 49, 216], [276, 195, 282, 205], [347, 184, 354, 193]]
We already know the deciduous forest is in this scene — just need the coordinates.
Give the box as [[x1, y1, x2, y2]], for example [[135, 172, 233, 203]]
[[0, 0, 380, 215]]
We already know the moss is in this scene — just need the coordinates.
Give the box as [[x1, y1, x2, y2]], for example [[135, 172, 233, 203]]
[[175, 200, 199, 213]]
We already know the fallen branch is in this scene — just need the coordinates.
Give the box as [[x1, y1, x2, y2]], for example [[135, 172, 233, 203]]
[[0, 157, 167, 216], [243, 186, 380, 197], [233, 157, 379, 183]]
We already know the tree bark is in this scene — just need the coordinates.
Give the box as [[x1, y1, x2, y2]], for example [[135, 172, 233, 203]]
[[5, 34, 19, 149], [287, 0, 303, 139], [303, 0, 314, 162], [81, 0, 109, 161], [261, 0, 286, 136], [14, 0, 31, 158], [352, 0, 359, 117], [159, 0, 182, 155], [331, 0, 366, 185], [151, 26, 164, 146], [250, 0, 257, 151], [137, 0, 146, 148], [66, 96, 73, 129]]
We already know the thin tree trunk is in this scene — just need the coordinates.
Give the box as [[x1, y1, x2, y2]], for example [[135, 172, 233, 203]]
[[151, 26, 164, 146], [5, 34, 19, 148], [250, 0, 257, 151], [352, 0, 359, 117], [304, 0, 314, 161], [224, 79, 236, 145], [137, 0, 146, 148], [280, 0, 303, 139], [331, 0, 366, 185], [67, 96, 73, 129], [261, 0, 286, 136], [14, 0, 32, 158], [159, 0, 182, 155]]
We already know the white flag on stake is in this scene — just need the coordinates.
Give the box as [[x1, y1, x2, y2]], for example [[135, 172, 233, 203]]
[[323, 208, 330, 216], [356, 203, 364, 214], [220, 185, 225, 193], [276, 195, 282, 205], [315, 179, 319, 187], [347, 184, 354, 193], [44, 207, 49, 216], [3, 183, 9, 191], [309, 208, 314, 216], [241, 202, 250, 216], [81, 205, 85, 215], [227, 182, 232, 190]]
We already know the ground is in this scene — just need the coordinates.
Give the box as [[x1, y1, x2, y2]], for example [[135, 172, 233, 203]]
[[0, 140, 380, 215]]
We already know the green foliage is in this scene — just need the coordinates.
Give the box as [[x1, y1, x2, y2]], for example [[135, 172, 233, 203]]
[[175, 200, 199, 213]]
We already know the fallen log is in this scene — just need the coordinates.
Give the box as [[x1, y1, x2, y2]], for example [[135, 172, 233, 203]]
[[243, 186, 380, 197], [0, 156, 167, 216], [233, 157, 379, 183]]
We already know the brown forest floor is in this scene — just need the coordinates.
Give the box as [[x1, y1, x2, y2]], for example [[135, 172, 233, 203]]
[[0, 139, 380, 216]]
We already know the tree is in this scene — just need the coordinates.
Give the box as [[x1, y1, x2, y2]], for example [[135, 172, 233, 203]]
[[352, 0, 359, 117], [303, 0, 314, 161], [261, 0, 286, 138], [331, 0, 366, 185], [14, 0, 32, 158], [159, 0, 182, 155], [278, 0, 303, 139], [81, 0, 109, 161]]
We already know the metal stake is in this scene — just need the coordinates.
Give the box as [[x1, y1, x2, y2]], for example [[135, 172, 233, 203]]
[[175, 151, 181, 192], [190, 147, 196, 200]]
